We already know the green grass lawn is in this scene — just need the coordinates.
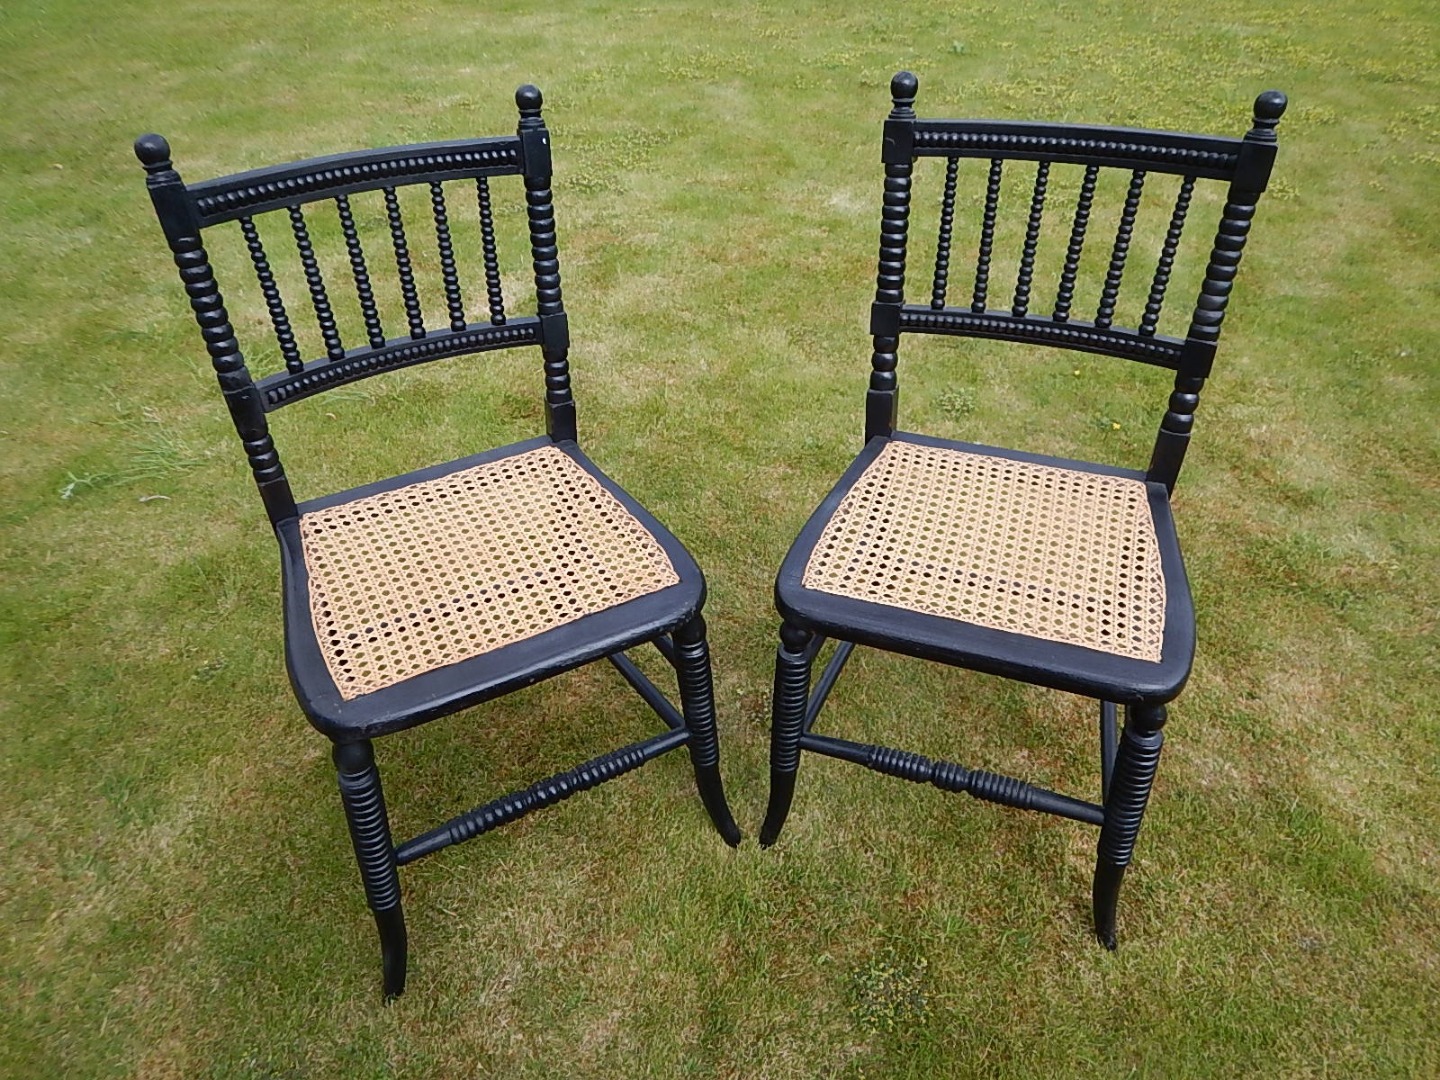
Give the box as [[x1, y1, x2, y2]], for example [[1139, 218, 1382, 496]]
[[3, 0, 1438, 1075]]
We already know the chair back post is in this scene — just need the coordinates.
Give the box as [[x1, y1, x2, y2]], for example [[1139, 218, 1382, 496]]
[[1148, 90, 1286, 492], [134, 134, 298, 524], [515, 85, 577, 444], [865, 70, 918, 443]]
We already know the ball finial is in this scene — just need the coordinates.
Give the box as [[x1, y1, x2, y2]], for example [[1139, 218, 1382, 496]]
[[1248, 90, 1287, 141], [515, 83, 544, 117], [890, 70, 919, 111], [1253, 89, 1287, 122], [133, 133, 172, 170]]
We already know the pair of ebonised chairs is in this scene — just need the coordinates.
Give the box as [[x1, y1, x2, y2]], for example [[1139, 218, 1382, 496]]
[[137, 75, 1285, 996]]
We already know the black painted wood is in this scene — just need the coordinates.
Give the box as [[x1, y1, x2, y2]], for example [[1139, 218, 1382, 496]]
[[383, 186, 426, 339], [971, 158, 1002, 314], [650, 632, 677, 666], [911, 119, 1242, 178], [759, 621, 814, 847], [899, 307, 1186, 369], [1099, 701, 1119, 802], [1148, 372, 1206, 493], [256, 319, 541, 409], [864, 74, 917, 443], [135, 133, 297, 524], [1012, 161, 1050, 317], [675, 616, 743, 846], [334, 740, 407, 996], [1093, 703, 1166, 948], [607, 651, 685, 730], [288, 203, 345, 361], [1141, 177, 1195, 337], [430, 181, 467, 332], [134, 84, 739, 997], [805, 639, 854, 731], [1095, 170, 1146, 330], [475, 176, 506, 325], [798, 730, 1106, 826], [1054, 164, 1099, 322], [336, 193, 385, 348], [929, 156, 960, 310], [396, 728, 690, 865], [517, 84, 576, 444], [188, 137, 523, 225], [239, 215, 303, 373], [763, 73, 1286, 951]]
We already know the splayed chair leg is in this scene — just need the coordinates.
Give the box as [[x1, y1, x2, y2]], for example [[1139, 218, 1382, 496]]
[[334, 740, 408, 998], [760, 621, 815, 847], [674, 616, 741, 847], [1093, 703, 1167, 950], [372, 907, 407, 998]]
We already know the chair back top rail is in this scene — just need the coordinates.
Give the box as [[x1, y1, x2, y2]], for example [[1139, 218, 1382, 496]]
[[908, 121, 1242, 181], [187, 137, 526, 226]]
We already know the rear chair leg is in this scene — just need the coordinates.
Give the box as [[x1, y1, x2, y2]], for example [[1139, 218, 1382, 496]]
[[759, 621, 814, 847], [1099, 700, 1118, 803], [1093, 703, 1167, 949], [333, 740, 408, 997], [674, 616, 742, 847]]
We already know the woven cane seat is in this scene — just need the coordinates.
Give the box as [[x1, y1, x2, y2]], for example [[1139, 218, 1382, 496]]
[[801, 440, 1167, 662], [299, 445, 681, 700]]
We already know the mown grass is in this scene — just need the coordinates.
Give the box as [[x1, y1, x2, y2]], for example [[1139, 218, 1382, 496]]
[[2, 0, 1437, 1076]]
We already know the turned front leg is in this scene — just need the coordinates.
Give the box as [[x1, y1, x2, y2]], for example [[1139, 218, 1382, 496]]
[[334, 739, 408, 997], [1092, 703, 1167, 949]]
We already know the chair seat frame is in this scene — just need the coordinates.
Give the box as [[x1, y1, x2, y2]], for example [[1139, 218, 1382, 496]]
[[775, 430, 1196, 702]]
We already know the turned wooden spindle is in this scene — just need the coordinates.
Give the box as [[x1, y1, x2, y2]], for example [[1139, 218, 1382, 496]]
[[1012, 160, 1051, 318], [383, 186, 426, 339], [1053, 164, 1099, 323], [336, 193, 385, 349], [239, 214, 302, 372]]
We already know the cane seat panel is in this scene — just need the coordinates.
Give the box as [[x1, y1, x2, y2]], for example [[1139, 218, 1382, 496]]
[[801, 440, 1167, 662], [300, 445, 681, 699]]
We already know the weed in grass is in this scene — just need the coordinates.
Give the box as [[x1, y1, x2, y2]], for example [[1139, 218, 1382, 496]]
[[56, 470, 109, 500], [192, 656, 227, 682], [847, 946, 931, 1035], [734, 686, 772, 729], [936, 385, 977, 419]]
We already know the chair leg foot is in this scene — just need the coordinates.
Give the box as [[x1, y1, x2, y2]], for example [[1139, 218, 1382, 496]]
[[757, 789, 792, 848], [1091, 703, 1167, 949], [674, 616, 742, 847], [694, 763, 742, 848], [375, 906, 409, 999], [760, 622, 813, 848], [1092, 858, 1123, 950], [334, 740, 409, 997]]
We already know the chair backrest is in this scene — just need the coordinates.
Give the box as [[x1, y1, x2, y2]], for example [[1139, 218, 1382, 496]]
[[135, 85, 572, 526], [865, 72, 1286, 491]]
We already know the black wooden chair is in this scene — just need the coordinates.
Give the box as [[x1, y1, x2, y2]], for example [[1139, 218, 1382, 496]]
[[760, 73, 1286, 947], [136, 85, 740, 997]]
